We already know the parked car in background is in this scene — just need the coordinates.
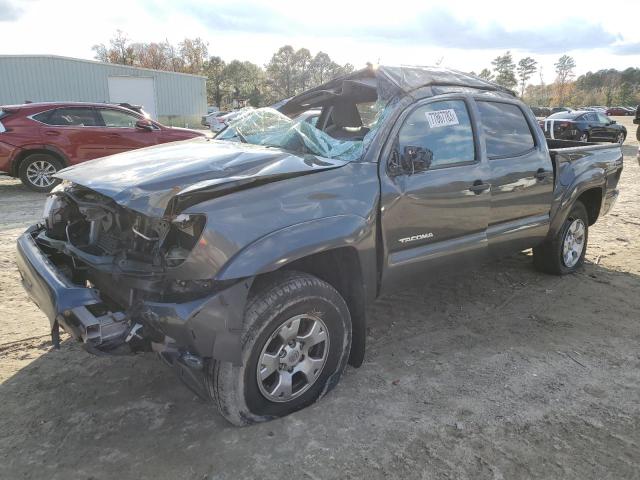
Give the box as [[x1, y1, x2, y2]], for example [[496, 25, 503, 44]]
[[0, 102, 207, 191], [540, 110, 627, 143], [588, 106, 608, 112], [201, 111, 228, 127], [605, 106, 633, 116], [551, 107, 572, 114], [529, 106, 551, 118], [210, 110, 243, 133]]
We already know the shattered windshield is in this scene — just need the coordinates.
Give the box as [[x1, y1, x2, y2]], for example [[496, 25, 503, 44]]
[[216, 102, 388, 161]]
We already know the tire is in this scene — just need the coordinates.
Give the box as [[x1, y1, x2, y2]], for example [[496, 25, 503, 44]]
[[207, 271, 352, 426], [578, 132, 589, 143], [615, 132, 626, 145], [635, 126, 640, 143], [533, 201, 589, 275], [19, 153, 63, 192]]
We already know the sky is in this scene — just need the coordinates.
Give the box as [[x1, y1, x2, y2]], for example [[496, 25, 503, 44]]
[[1, 0, 639, 85]]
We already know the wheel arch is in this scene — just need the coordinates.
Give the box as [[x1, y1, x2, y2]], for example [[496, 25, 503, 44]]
[[217, 215, 378, 368], [576, 187, 603, 226], [11, 146, 68, 177]]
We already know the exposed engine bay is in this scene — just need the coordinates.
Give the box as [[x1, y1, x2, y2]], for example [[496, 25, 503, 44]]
[[34, 183, 208, 354]]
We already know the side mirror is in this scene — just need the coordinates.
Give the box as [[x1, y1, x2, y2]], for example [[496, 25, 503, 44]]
[[135, 119, 154, 131], [403, 145, 433, 174], [610, 120, 617, 125]]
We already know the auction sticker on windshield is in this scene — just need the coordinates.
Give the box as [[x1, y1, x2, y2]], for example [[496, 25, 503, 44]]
[[425, 109, 459, 128]]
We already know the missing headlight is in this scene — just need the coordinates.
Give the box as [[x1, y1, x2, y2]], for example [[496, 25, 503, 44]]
[[163, 214, 206, 267]]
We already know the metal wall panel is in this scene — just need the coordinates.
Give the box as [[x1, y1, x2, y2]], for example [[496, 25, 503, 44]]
[[0, 55, 206, 126]]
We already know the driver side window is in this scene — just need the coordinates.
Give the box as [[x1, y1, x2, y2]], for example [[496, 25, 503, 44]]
[[398, 100, 475, 169], [98, 109, 140, 128]]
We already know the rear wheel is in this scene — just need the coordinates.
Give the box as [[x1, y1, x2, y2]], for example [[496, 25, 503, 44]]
[[207, 271, 352, 426], [578, 132, 589, 142], [533, 201, 589, 275], [19, 153, 63, 192]]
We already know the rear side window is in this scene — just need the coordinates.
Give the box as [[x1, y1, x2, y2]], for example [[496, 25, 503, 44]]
[[398, 100, 475, 168], [36, 108, 99, 127], [98, 109, 140, 128], [476, 101, 535, 158]]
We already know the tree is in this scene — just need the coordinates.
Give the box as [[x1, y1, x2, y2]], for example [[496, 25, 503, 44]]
[[205, 56, 226, 107], [478, 68, 494, 81], [266, 45, 298, 98], [554, 55, 576, 105], [92, 30, 135, 65], [310, 52, 333, 85], [179, 38, 209, 74], [517, 57, 537, 97], [491, 51, 517, 90]]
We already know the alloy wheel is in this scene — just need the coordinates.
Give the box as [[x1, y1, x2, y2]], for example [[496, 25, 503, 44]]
[[257, 314, 329, 402], [562, 218, 586, 268], [25, 160, 57, 188]]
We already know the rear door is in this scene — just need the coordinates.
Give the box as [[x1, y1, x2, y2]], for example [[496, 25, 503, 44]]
[[95, 108, 159, 155], [475, 99, 554, 255], [379, 97, 491, 294], [34, 107, 104, 164]]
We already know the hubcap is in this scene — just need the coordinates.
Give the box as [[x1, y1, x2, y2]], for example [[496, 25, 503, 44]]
[[579, 134, 588, 142], [26, 160, 57, 188], [562, 218, 586, 268], [617, 133, 624, 144], [257, 314, 329, 402]]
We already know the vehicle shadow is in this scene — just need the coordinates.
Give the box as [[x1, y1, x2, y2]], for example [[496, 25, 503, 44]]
[[2, 253, 640, 479]]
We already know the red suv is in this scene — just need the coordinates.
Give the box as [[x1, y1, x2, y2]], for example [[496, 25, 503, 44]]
[[0, 102, 207, 191]]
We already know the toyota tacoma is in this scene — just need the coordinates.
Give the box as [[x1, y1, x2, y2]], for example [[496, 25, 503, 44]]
[[16, 66, 623, 425]]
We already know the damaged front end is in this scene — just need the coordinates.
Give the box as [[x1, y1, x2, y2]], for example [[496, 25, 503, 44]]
[[16, 182, 250, 392]]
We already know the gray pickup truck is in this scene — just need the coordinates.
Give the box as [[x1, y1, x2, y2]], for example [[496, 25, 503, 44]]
[[16, 66, 623, 425]]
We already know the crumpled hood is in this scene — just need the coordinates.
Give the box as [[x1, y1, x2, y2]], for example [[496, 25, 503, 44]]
[[56, 138, 348, 217]]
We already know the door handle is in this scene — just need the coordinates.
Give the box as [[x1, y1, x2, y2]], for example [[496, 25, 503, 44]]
[[107, 133, 120, 138], [44, 130, 60, 136], [535, 168, 549, 181], [469, 180, 491, 194]]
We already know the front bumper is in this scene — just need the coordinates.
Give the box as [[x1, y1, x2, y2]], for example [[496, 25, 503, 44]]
[[16, 226, 250, 364]]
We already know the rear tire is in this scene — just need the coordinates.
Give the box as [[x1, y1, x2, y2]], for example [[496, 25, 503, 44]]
[[578, 132, 589, 143], [19, 153, 63, 192], [533, 201, 589, 275], [207, 271, 352, 426]]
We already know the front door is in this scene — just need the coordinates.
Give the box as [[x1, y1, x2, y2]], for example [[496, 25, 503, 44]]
[[95, 108, 159, 155], [379, 98, 491, 294], [474, 99, 554, 255]]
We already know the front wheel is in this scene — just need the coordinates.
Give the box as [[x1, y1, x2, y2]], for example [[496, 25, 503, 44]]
[[19, 153, 63, 192], [578, 132, 589, 143], [207, 271, 352, 426], [533, 201, 589, 275], [615, 132, 625, 145]]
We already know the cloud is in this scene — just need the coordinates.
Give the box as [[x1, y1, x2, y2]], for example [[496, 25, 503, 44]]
[[0, 0, 22, 21], [610, 42, 640, 55], [172, 2, 622, 55], [358, 8, 619, 54]]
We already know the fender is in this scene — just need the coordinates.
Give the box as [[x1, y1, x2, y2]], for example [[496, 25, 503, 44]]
[[216, 214, 377, 297], [548, 165, 605, 238]]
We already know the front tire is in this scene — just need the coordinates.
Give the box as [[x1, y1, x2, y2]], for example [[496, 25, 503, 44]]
[[207, 271, 352, 426], [533, 201, 589, 275], [615, 132, 626, 144], [19, 153, 63, 192], [578, 132, 589, 143]]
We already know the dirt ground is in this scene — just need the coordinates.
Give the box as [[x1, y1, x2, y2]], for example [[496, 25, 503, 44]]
[[1, 118, 639, 480]]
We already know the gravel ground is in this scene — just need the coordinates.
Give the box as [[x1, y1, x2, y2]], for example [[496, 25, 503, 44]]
[[1, 118, 639, 480]]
